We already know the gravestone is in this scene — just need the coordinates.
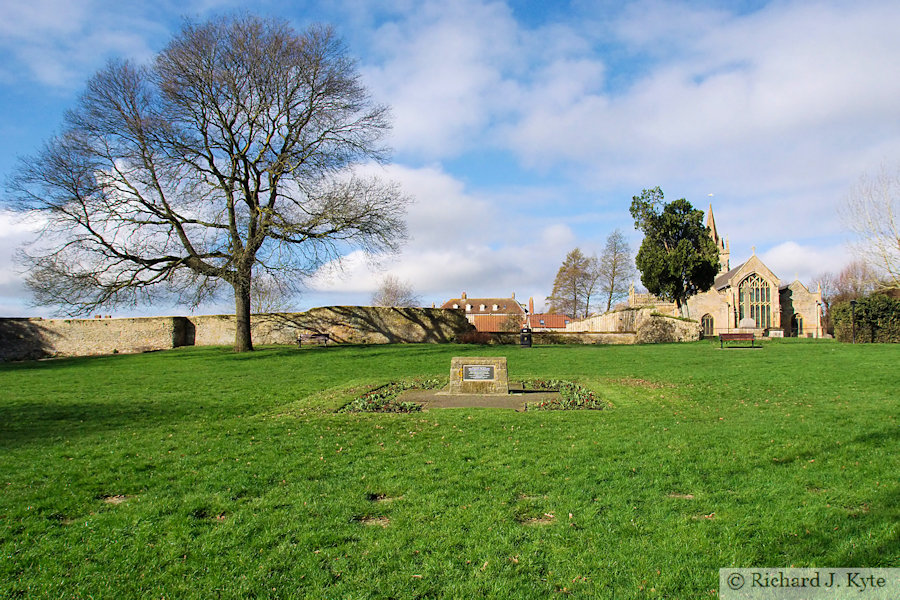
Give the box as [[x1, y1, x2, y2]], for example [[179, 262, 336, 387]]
[[448, 356, 509, 395]]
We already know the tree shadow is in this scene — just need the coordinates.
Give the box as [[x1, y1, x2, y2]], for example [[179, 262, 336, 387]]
[[0, 399, 203, 448], [0, 319, 61, 361], [265, 307, 473, 344]]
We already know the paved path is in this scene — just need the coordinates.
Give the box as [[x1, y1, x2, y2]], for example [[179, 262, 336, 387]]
[[397, 389, 560, 411]]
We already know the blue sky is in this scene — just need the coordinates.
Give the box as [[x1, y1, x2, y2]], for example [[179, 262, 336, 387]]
[[2, 0, 899, 317]]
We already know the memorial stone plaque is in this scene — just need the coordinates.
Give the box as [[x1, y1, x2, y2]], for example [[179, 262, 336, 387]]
[[463, 365, 495, 381], [448, 357, 508, 395]]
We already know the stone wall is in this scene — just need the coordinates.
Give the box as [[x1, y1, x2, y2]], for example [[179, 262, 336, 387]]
[[490, 331, 637, 345], [190, 307, 475, 346], [0, 316, 183, 361], [0, 307, 475, 361], [566, 307, 692, 337], [634, 313, 701, 343], [0, 306, 702, 361], [566, 309, 641, 332]]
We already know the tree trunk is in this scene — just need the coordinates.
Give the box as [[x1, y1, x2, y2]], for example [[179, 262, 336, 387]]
[[234, 275, 253, 352]]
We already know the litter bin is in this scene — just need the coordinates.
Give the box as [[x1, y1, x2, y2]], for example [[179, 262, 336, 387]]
[[520, 327, 533, 348]]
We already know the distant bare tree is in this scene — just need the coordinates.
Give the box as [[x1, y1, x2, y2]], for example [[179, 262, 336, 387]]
[[251, 272, 296, 314], [845, 165, 900, 289], [816, 261, 879, 334], [833, 260, 880, 302], [597, 229, 636, 312], [9, 16, 410, 352], [371, 274, 420, 307], [500, 312, 525, 332]]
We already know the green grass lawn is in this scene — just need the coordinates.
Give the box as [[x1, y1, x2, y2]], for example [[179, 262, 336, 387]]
[[1, 341, 897, 599]]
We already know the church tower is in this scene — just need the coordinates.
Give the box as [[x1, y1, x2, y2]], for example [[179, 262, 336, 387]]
[[706, 204, 730, 274]]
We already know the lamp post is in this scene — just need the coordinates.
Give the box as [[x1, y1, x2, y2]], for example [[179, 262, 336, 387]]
[[850, 299, 857, 344]]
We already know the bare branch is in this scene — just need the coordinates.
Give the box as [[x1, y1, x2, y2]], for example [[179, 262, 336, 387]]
[[6, 15, 410, 351]]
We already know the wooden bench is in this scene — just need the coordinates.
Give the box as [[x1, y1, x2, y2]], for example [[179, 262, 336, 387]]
[[298, 333, 330, 347], [718, 332, 756, 349]]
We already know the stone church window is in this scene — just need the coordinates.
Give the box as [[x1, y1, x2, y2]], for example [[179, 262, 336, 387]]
[[738, 274, 771, 328], [701, 314, 714, 337], [791, 314, 803, 336]]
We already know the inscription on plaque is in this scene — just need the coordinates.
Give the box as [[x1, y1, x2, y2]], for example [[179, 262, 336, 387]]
[[463, 365, 495, 381], [448, 357, 508, 395]]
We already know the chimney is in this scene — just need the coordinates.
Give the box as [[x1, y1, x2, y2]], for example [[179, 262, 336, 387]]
[[529, 297, 534, 314], [511, 291, 515, 300], [461, 291, 467, 300]]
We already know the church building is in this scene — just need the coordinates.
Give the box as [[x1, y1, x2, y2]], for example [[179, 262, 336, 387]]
[[684, 206, 825, 338]]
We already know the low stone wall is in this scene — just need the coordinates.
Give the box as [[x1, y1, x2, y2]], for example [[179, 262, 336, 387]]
[[635, 313, 700, 343], [190, 307, 474, 346], [0, 316, 183, 361], [566, 309, 641, 333], [0, 306, 700, 361], [490, 331, 637, 345], [0, 307, 475, 361]]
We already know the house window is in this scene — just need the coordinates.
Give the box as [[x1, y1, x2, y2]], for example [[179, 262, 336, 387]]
[[701, 314, 714, 337], [465, 304, 471, 311], [539, 319, 545, 325], [738, 274, 771, 327], [492, 304, 499, 311], [452, 304, 459, 309], [479, 304, 486, 311]]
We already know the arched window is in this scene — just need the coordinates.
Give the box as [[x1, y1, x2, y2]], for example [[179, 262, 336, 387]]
[[791, 314, 804, 337], [701, 314, 714, 337], [738, 274, 771, 328]]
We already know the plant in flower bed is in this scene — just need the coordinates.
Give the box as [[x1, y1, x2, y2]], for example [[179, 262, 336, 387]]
[[521, 378, 607, 410], [339, 378, 446, 413]]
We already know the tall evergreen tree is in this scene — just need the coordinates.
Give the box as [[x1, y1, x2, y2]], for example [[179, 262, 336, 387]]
[[629, 187, 718, 314]]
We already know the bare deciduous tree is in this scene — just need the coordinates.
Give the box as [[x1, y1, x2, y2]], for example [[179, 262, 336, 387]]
[[9, 16, 410, 351], [370, 274, 420, 307], [816, 260, 879, 334], [597, 229, 636, 312], [251, 271, 296, 315], [845, 165, 900, 289]]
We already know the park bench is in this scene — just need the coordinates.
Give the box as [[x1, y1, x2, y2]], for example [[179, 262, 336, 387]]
[[298, 333, 330, 347], [718, 332, 757, 349]]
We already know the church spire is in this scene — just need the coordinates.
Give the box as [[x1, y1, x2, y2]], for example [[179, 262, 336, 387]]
[[706, 203, 719, 244], [706, 204, 729, 274]]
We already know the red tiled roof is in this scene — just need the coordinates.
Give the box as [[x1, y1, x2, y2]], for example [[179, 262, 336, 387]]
[[440, 297, 525, 315], [528, 314, 570, 329], [472, 314, 524, 332]]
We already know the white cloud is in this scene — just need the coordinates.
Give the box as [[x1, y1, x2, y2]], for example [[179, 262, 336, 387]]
[[760, 241, 852, 288], [0, 211, 46, 316], [305, 164, 580, 305], [501, 1, 900, 189], [362, 0, 521, 158]]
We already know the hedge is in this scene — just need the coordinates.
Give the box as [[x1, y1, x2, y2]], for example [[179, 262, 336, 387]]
[[832, 294, 900, 343]]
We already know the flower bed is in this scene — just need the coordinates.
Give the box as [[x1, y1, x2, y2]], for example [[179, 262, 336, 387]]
[[521, 379, 606, 410], [339, 378, 445, 413]]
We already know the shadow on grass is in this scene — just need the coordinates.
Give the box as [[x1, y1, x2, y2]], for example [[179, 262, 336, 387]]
[[0, 399, 206, 448]]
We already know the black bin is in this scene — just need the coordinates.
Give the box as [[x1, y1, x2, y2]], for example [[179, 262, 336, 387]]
[[520, 327, 533, 348]]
